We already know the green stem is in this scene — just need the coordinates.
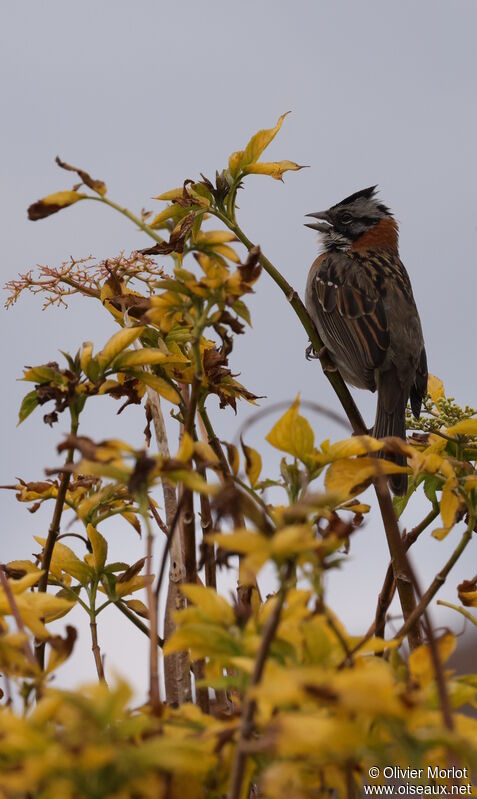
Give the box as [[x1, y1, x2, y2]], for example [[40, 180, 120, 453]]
[[437, 600, 477, 627], [116, 599, 164, 646], [89, 581, 106, 683], [87, 196, 166, 245]]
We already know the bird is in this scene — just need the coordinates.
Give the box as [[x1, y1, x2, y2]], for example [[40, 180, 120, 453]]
[[304, 186, 427, 495]]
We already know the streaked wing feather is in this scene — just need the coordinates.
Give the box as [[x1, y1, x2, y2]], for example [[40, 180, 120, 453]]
[[312, 255, 389, 387]]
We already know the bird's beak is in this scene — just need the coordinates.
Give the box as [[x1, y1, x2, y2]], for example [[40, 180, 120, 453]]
[[304, 210, 332, 232]]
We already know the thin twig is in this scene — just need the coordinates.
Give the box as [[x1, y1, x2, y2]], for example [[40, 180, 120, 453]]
[[115, 599, 163, 646], [437, 600, 477, 627], [394, 518, 475, 641], [148, 498, 169, 537]]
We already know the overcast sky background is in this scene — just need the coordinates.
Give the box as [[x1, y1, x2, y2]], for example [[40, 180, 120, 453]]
[[1, 1, 476, 695]]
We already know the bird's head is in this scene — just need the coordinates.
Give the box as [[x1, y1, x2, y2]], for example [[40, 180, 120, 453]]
[[305, 186, 397, 252]]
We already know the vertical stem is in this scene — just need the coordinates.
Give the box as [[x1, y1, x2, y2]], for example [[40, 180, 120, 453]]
[[128, 327, 190, 705], [373, 481, 422, 650], [374, 508, 439, 638], [144, 511, 161, 715], [36, 428, 76, 671], [90, 619, 106, 683]]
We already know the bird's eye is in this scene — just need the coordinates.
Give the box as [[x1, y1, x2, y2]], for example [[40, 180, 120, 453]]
[[340, 212, 353, 224]]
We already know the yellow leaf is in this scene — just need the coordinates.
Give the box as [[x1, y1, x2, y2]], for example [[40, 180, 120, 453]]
[[97, 379, 121, 395], [244, 160, 307, 180], [241, 440, 262, 487], [270, 525, 319, 559], [80, 341, 94, 373], [133, 371, 181, 404], [176, 432, 195, 463], [428, 374, 445, 404], [226, 443, 240, 476], [114, 349, 188, 368], [446, 418, 477, 437], [266, 396, 314, 463], [409, 632, 456, 687], [193, 440, 219, 463], [229, 112, 291, 177], [195, 230, 237, 245], [124, 598, 149, 618], [6, 560, 42, 577], [314, 435, 383, 466], [211, 243, 240, 263], [211, 530, 267, 556], [6, 572, 43, 593], [115, 575, 150, 598], [180, 584, 235, 626], [149, 204, 185, 229], [86, 523, 108, 572], [34, 537, 92, 584], [97, 327, 145, 369], [154, 188, 184, 201], [28, 190, 86, 220], [432, 477, 460, 540], [276, 713, 360, 758], [325, 457, 408, 498]]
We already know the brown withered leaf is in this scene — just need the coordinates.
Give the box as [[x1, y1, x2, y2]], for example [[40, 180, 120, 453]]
[[212, 481, 244, 525], [140, 212, 195, 256], [108, 377, 143, 414], [237, 245, 262, 289], [43, 411, 59, 427], [58, 435, 100, 460], [28, 194, 80, 221], [117, 557, 147, 583], [457, 577, 477, 606], [127, 452, 156, 495], [47, 625, 77, 658], [144, 401, 153, 447], [216, 310, 245, 336], [55, 156, 107, 195]]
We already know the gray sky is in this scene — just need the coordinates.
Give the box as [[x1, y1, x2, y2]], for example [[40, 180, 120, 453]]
[[2, 0, 476, 692]]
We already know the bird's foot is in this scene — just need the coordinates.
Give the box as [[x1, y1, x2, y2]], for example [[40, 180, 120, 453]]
[[305, 343, 319, 360], [306, 343, 329, 361]]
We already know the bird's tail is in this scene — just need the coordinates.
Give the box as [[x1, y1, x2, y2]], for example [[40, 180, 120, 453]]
[[373, 393, 408, 496]]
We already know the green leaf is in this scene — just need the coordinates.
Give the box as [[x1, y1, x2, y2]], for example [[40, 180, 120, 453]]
[[18, 390, 39, 424]]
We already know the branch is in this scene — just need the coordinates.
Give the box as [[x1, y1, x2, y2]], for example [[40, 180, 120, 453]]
[[115, 599, 163, 646], [227, 563, 292, 799], [36, 440, 75, 670], [394, 518, 475, 641], [373, 479, 421, 649], [375, 507, 439, 638]]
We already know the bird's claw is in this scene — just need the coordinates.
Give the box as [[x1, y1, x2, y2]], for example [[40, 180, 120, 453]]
[[306, 343, 329, 361]]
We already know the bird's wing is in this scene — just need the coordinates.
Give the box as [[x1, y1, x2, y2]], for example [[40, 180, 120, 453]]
[[308, 252, 390, 389]]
